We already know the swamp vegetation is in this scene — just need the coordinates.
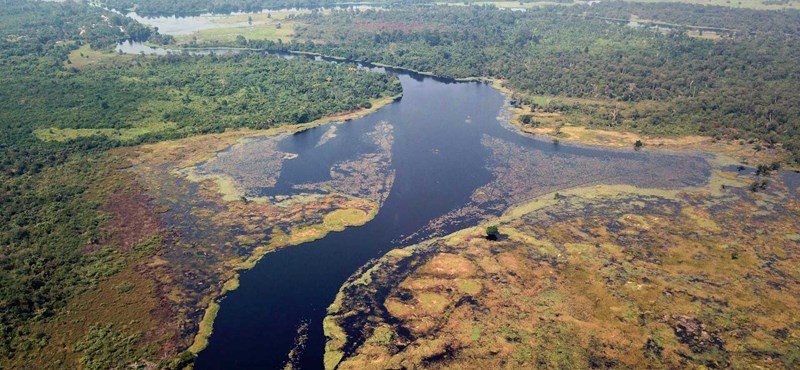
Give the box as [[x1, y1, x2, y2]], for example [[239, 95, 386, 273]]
[[1, 0, 799, 369], [0, 1, 400, 367], [327, 169, 800, 369]]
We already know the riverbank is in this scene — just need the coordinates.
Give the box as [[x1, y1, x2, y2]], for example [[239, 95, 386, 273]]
[[238, 45, 795, 170], [490, 79, 794, 170], [324, 161, 800, 369], [126, 112, 399, 358]]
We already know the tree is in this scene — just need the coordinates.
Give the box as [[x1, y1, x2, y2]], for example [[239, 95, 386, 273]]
[[521, 115, 532, 125], [486, 225, 499, 240], [235, 35, 247, 46], [634, 140, 644, 150]]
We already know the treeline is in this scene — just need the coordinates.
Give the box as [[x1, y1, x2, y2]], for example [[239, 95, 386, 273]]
[[0, 0, 161, 56], [104, 0, 367, 16], [0, 1, 400, 178], [1, 53, 400, 177], [0, 1, 400, 360], [562, 1, 800, 36], [274, 5, 800, 162]]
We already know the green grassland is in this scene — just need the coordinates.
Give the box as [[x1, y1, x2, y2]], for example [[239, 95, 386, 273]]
[[65, 44, 136, 69], [34, 122, 178, 143], [174, 11, 305, 44]]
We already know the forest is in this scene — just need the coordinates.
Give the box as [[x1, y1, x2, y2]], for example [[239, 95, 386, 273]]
[[563, 1, 800, 35], [103, 0, 410, 16], [242, 4, 800, 163], [0, 0, 400, 362]]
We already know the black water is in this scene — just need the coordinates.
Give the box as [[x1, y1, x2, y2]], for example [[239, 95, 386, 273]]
[[194, 69, 710, 369]]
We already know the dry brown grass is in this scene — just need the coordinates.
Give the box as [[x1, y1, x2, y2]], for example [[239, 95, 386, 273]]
[[326, 168, 800, 369]]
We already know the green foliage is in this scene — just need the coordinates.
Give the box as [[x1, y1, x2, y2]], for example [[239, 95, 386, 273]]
[[164, 350, 195, 370], [102, 0, 428, 17], [74, 324, 139, 370], [0, 0, 400, 360], [0, 156, 121, 358], [486, 225, 499, 236], [1, 50, 400, 177], [0, 1, 400, 178], [575, 1, 800, 35], [282, 5, 800, 163]]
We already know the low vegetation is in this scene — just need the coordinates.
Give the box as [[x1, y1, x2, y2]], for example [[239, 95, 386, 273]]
[[326, 168, 800, 369]]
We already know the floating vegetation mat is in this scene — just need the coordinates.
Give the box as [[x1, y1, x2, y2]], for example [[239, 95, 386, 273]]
[[295, 122, 396, 207], [119, 121, 396, 354], [325, 168, 800, 369], [405, 134, 711, 242]]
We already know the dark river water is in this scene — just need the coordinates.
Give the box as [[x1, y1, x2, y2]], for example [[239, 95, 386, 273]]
[[195, 72, 506, 369], [187, 65, 710, 368]]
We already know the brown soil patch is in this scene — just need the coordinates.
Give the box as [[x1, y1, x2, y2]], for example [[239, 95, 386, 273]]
[[96, 190, 163, 253], [416, 253, 477, 278]]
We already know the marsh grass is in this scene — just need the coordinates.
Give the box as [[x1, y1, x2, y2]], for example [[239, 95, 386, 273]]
[[325, 167, 800, 369]]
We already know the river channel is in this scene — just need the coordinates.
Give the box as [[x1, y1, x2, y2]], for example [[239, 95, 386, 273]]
[[116, 19, 713, 369]]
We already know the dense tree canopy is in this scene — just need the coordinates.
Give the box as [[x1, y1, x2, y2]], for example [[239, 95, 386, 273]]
[[0, 0, 400, 359], [268, 5, 800, 162]]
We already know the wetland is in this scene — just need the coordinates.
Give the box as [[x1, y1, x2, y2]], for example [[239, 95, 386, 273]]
[[3, 2, 799, 369], [171, 67, 736, 369]]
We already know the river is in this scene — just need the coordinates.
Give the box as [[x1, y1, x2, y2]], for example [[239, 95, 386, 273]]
[[113, 24, 714, 370], [186, 71, 708, 368]]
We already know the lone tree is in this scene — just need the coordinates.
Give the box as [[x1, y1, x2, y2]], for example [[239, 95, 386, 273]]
[[486, 225, 499, 240], [521, 114, 532, 125], [634, 140, 644, 150]]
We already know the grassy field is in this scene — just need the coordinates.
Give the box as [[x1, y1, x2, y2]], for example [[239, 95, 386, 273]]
[[175, 22, 295, 43], [65, 44, 134, 69], [174, 11, 309, 44], [34, 121, 178, 142]]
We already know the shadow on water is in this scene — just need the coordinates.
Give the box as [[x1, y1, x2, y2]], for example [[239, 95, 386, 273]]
[[194, 68, 711, 369]]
